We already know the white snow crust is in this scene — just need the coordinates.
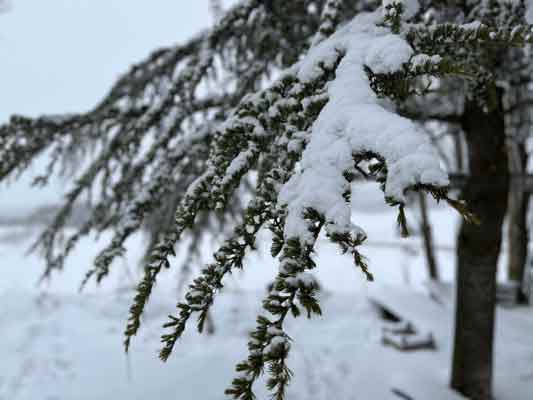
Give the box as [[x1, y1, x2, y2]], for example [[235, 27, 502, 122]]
[[1, 191, 532, 400]]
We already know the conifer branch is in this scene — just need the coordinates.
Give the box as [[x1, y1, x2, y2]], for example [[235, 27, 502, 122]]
[[311, 0, 345, 47], [3, 2, 528, 398], [157, 52, 343, 359]]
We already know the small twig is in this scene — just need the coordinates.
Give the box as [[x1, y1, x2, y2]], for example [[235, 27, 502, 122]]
[[391, 388, 415, 400]]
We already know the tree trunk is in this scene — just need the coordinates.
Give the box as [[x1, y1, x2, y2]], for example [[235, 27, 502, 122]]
[[453, 128, 466, 174], [507, 141, 530, 304], [451, 98, 509, 400], [419, 192, 439, 281]]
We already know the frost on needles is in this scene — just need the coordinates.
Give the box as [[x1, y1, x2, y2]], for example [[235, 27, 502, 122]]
[[154, 3, 491, 399], [2, 0, 533, 399]]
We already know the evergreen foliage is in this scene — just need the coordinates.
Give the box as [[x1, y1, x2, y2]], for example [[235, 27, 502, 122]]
[[2, 0, 533, 398]]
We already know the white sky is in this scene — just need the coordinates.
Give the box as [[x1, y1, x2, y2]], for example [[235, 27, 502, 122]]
[[0, 1, 234, 214]]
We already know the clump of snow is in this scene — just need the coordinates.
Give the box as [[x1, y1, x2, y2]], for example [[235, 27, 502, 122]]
[[279, 11, 448, 242], [410, 54, 442, 69], [460, 21, 483, 31], [285, 272, 318, 288], [264, 335, 289, 356], [365, 35, 413, 74]]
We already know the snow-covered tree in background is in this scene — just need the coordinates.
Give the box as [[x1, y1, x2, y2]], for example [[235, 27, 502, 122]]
[[1, 0, 533, 399]]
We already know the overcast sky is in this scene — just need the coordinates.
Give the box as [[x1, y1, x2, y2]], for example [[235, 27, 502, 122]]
[[1, 1, 234, 214]]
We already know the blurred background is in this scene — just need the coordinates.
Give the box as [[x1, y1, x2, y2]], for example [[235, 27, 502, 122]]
[[1, 1, 532, 399]]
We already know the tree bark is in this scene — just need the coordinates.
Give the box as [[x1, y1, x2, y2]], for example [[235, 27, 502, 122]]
[[507, 141, 530, 304], [451, 98, 509, 400]]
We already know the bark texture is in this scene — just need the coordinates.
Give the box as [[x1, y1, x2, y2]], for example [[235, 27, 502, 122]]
[[451, 98, 509, 400]]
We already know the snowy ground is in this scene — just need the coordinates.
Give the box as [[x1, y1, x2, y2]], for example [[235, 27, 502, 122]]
[[1, 184, 532, 399]]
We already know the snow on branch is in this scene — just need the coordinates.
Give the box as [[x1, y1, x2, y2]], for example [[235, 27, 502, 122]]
[[3, 0, 531, 399], [280, 11, 448, 244]]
